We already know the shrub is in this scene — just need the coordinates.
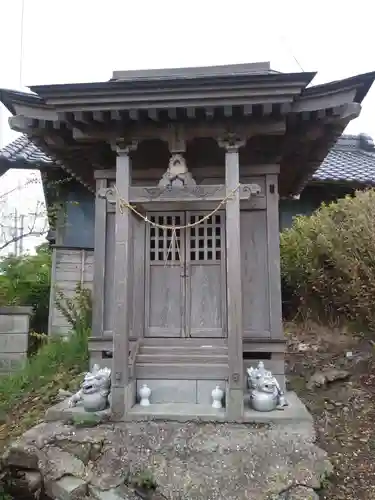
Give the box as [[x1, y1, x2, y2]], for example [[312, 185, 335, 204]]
[[55, 282, 92, 334], [0, 327, 89, 416], [0, 244, 51, 335], [280, 189, 375, 329]]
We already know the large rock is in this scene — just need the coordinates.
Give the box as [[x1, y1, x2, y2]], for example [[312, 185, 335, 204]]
[[286, 486, 319, 499], [44, 475, 88, 500], [0, 469, 42, 500], [2, 444, 42, 470], [40, 446, 86, 482], [307, 368, 350, 389], [1, 420, 332, 499]]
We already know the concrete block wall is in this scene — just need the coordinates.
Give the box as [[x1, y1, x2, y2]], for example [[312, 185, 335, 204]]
[[0, 306, 32, 374]]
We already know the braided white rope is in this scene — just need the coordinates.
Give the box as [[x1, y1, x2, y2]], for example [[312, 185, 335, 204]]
[[113, 184, 240, 230]]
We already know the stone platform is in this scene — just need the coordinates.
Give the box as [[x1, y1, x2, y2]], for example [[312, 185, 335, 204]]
[[45, 400, 111, 424], [1, 419, 332, 500], [45, 391, 312, 425], [128, 392, 311, 423]]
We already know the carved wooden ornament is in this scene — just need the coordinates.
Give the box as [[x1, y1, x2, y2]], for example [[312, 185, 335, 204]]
[[97, 183, 262, 204], [158, 154, 196, 187]]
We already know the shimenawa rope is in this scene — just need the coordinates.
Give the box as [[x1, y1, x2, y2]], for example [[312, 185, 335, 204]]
[[113, 184, 240, 230]]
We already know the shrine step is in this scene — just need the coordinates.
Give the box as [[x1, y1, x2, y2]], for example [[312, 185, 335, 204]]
[[137, 353, 228, 364], [137, 343, 228, 369], [141, 338, 227, 347], [135, 362, 229, 380], [139, 343, 228, 358]]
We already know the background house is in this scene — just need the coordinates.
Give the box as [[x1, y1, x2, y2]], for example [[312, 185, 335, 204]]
[[280, 133, 375, 228], [0, 136, 94, 250]]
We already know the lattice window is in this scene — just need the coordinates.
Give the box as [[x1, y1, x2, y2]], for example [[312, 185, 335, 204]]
[[149, 214, 182, 262], [189, 214, 221, 262]]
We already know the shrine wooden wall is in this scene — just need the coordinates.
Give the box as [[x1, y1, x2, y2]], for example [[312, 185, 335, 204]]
[[91, 164, 282, 346], [241, 173, 282, 341]]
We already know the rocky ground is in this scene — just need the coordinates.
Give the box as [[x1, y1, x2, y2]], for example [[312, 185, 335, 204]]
[[286, 321, 375, 500], [1, 321, 375, 499], [1, 419, 331, 500]]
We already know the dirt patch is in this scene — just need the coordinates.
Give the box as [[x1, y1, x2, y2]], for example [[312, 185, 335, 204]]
[[286, 321, 375, 500]]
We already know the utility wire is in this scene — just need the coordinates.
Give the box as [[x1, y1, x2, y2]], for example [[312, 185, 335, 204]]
[[19, 0, 25, 88], [278, 34, 305, 72], [0, 0, 25, 147]]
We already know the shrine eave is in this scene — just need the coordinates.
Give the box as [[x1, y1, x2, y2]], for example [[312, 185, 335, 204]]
[[301, 71, 375, 103], [0, 71, 372, 125], [1, 67, 375, 196], [28, 71, 316, 111]]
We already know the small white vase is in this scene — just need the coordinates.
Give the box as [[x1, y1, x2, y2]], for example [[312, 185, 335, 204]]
[[211, 385, 224, 409], [139, 384, 151, 406]]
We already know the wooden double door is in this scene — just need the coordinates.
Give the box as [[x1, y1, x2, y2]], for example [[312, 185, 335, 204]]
[[144, 211, 227, 338]]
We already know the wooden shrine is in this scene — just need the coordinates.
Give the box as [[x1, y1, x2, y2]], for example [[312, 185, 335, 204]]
[[1, 62, 374, 421]]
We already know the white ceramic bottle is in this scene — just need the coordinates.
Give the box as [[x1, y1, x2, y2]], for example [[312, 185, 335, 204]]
[[211, 385, 224, 409], [139, 384, 151, 406]]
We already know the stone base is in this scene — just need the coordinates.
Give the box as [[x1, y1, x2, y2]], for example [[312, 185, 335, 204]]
[[45, 399, 111, 424], [46, 392, 311, 425], [125, 392, 312, 423]]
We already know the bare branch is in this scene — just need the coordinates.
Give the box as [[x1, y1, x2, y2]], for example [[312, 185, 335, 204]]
[[0, 227, 47, 251], [0, 174, 49, 254], [0, 173, 39, 199]]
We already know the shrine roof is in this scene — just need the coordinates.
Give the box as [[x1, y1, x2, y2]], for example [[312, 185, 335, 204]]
[[28, 62, 313, 97], [0, 62, 316, 115], [1, 62, 375, 196], [110, 62, 283, 81]]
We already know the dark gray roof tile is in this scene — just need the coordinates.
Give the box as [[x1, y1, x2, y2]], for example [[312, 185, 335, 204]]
[[0, 135, 53, 166], [312, 133, 375, 185]]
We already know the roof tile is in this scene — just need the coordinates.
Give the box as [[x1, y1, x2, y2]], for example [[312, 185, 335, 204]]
[[0, 135, 53, 166], [312, 134, 375, 185]]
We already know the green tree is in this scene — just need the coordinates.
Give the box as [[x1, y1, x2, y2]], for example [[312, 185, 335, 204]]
[[0, 243, 51, 334]]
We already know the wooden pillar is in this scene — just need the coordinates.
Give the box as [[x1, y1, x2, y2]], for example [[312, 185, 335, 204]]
[[219, 136, 245, 419], [266, 174, 283, 339], [111, 140, 137, 420], [92, 177, 107, 338]]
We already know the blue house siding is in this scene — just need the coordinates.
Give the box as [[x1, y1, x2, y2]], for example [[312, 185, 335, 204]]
[[279, 183, 358, 230], [60, 184, 95, 248], [279, 198, 316, 230]]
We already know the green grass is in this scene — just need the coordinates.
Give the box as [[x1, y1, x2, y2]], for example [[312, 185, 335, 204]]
[[0, 328, 90, 500], [0, 327, 89, 420]]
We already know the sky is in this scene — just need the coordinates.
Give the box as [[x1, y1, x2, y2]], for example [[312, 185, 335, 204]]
[[1, 0, 375, 252]]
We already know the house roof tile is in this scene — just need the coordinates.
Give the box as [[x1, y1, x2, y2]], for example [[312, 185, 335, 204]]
[[312, 133, 375, 185], [0, 135, 53, 166]]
